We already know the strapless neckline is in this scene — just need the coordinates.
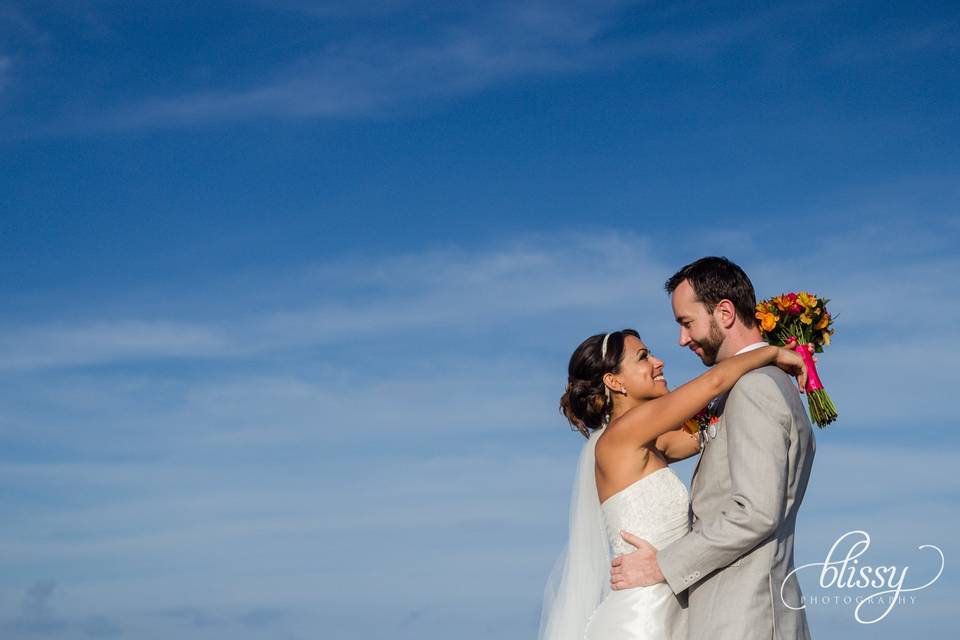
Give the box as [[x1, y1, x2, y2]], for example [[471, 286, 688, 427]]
[[600, 466, 671, 507]]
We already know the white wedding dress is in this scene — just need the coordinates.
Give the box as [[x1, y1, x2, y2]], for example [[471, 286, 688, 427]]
[[538, 426, 690, 640], [584, 466, 690, 639]]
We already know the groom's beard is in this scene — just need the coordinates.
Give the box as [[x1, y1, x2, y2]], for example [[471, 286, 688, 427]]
[[695, 317, 724, 366]]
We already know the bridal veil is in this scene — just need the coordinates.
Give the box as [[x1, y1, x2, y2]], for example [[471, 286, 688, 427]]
[[538, 425, 610, 640]]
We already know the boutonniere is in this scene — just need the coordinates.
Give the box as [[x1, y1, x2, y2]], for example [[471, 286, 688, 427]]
[[683, 402, 720, 447]]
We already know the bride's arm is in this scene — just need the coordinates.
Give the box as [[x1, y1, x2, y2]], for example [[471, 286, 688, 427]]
[[656, 428, 700, 462], [606, 346, 805, 447]]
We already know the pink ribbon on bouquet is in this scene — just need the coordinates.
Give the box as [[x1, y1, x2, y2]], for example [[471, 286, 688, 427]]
[[789, 338, 824, 392]]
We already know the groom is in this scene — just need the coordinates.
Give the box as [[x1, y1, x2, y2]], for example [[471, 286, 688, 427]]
[[611, 257, 816, 639]]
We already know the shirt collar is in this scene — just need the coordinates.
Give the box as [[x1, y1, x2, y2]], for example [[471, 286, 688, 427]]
[[734, 341, 769, 356]]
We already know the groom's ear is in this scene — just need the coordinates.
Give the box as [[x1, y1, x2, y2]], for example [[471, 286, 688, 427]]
[[714, 298, 738, 329]]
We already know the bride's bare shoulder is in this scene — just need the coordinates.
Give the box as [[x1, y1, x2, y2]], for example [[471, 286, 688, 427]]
[[595, 425, 649, 467]]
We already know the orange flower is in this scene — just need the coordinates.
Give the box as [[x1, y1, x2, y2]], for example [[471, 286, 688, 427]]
[[755, 301, 776, 315], [756, 310, 779, 332], [815, 312, 831, 330], [797, 292, 818, 309], [772, 295, 792, 312]]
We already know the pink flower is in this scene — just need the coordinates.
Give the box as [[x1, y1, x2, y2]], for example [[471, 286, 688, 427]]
[[788, 303, 804, 315]]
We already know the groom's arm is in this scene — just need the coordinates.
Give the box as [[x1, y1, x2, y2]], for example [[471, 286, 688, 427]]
[[656, 369, 792, 594]]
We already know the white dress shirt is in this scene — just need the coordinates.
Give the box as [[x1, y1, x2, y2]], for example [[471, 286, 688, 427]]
[[734, 341, 768, 356]]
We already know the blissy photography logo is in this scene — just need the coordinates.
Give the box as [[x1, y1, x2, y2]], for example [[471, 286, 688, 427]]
[[780, 530, 945, 624]]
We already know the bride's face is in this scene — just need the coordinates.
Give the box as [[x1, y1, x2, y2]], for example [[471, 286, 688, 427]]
[[608, 335, 668, 400]]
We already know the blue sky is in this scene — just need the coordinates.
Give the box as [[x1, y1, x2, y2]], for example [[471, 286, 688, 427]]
[[1, 1, 958, 638]]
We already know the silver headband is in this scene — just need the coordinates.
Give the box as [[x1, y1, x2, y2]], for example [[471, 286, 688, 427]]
[[601, 332, 613, 409], [600, 333, 613, 426]]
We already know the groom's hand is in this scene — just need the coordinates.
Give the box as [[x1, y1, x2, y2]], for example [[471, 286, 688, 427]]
[[610, 531, 665, 589]]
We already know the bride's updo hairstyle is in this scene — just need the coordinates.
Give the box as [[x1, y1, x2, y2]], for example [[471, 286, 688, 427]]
[[560, 329, 640, 438]]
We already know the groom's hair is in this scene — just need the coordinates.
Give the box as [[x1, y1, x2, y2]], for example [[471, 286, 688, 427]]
[[665, 256, 757, 328]]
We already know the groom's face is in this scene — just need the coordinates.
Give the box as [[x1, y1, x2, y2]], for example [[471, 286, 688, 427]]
[[671, 279, 724, 366]]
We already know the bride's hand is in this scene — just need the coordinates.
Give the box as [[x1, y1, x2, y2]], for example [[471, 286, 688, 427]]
[[774, 346, 808, 393]]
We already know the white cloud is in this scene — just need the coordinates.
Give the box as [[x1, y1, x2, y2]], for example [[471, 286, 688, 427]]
[[2, 436, 955, 639], [64, 1, 803, 131], [0, 55, 10, 93], [89, 1, 630, 129], [0, 320, 231, 371], [1, 221, 955, 436], [0, 232, 666, 371], [2, 223, 958, 639]]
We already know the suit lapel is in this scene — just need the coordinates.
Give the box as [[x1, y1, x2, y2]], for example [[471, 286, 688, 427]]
[[691, 445, 705, 487], [690, 393, 729, 488]]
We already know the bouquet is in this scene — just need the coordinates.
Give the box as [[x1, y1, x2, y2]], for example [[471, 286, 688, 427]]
[[755, 291, 838, 427]]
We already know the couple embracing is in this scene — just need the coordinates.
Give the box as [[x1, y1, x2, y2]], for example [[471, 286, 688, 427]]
[[539, 257, 816, 640]]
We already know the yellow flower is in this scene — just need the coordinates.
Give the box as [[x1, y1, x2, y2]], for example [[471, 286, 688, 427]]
[[773, 295, 791, 312], [756, 311, 778, 332], [815, 313, 830, 330], [800, 312, 813, 325], [821, 330, 831, 346], [797, 292, 818, 309]]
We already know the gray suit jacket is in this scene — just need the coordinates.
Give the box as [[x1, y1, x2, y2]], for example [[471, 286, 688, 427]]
[[657, 366, 816, 640]]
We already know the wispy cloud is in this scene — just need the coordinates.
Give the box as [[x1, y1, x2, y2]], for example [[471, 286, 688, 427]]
[[11, 0, 812, 133], [95, 1, 638, 129], [0, 581, 123, 639], [822, 19, 960, 65], [0, 219, 955, 433], [7, 581, 65, 635], [0, 55, 11, 94], [0, 320, 231, 371], [12, 213, 956, 373], [1, 439, 955, 639], [1, 220, 957, 639], [158, 607, 220, 628], [0, 232, 664, 371]]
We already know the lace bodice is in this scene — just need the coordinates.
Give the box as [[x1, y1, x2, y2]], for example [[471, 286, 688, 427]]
[[600, 467, 691, 555]]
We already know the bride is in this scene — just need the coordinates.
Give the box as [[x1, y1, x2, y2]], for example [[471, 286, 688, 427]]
[[539, 329, 806, 640]]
